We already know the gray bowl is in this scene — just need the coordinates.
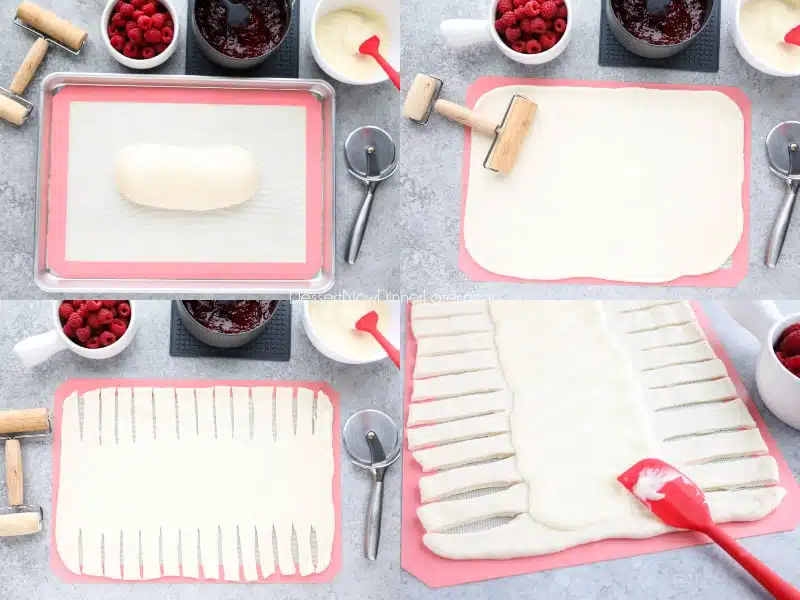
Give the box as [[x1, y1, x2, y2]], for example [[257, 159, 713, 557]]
[[177, 300, 280, 348], [190, 0, 293, 70], [605, 0, 715, 59]]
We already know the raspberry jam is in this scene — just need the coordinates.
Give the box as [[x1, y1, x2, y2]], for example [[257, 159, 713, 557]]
[[183, 300, 278, 334], [610, 0, 706, 45], [195, 0, 288, 59]]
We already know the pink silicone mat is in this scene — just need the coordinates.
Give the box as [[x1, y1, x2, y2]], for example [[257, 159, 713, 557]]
[[50, 378, 342, 584], [459, 77, 751, 288], [401, 302, 800, 588], [46, 86, 327, 281]]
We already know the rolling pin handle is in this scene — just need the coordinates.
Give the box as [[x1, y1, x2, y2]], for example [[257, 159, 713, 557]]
[[5, 439, 23, 507], [434, 99, 498, 137], [9, 37, 49, 97]]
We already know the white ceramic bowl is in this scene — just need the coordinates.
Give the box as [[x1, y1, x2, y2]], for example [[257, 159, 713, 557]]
[[733, 0, 800, 77], [101, 0, 180, 70], [13, 300, 139, 368], [301, 300, 402, 365], [441, 0, 573, 65], [309, 0, 400, 85]]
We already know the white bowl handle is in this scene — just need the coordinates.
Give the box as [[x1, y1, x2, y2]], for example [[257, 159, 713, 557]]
[[723, 300, 784, 344], [440, 19, 493, 48], [14, 329, 67, 368]]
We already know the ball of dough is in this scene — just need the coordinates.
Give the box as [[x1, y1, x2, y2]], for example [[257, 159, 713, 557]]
[[114, 144, 260, 211]]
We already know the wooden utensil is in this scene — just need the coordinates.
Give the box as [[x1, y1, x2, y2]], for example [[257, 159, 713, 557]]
[[618, 458, 800, 600], [359, 35, 400, 90], [355, 311, 400, 368]]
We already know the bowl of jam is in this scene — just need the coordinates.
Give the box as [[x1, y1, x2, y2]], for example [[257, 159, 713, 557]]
[[177, 300, 280, 348], [605, 0, 715, 59], [191, 0, 292, 69]]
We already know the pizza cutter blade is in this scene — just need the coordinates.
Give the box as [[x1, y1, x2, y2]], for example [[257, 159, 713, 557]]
[[342, 409, 400, 560], [765, 121, 800, 268]]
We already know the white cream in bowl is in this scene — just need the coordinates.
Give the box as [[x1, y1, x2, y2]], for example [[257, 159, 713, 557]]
[[306, 300, 391, 361], [739, 0, 800, 73]]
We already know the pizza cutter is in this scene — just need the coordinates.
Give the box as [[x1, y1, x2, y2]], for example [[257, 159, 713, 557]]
[[619, 458, 800, 600], [344, 126, 398, 265], [765, 121, 800, 268], [343, 409, 400, 560]]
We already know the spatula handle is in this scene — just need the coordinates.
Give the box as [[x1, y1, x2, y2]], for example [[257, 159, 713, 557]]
[[705, 525, 800, 599], [367, 327, 400, 368]]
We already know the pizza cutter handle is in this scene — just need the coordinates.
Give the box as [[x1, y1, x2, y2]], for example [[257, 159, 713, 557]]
[[704, 524, 800, 600], [365, 468, 385, 561], [765, 178, 798, 268], [347, 181, 378, 265]]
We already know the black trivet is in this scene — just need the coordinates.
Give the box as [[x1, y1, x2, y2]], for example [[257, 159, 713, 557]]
[[185, 0, 300, 77], [169, 301, 291, 361], [598, 0, 720, 73]]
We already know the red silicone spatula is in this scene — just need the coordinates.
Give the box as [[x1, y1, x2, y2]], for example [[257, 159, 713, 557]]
[[355, 310, 400, 368], [785, 25, 800, 46], [619, 458, 800, 600], [358, 36, 400, 91]]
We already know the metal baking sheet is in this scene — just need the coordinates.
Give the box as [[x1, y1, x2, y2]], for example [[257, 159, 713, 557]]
[[34, 72, 335, 295]]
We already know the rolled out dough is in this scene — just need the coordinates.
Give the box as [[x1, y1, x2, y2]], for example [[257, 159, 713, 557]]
[[463, 86, 745, 282], [408, 301, 785, 560], [114, 144, 259, 211]]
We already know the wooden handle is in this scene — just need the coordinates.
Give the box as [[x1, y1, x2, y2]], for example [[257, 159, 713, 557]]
[[5, 439, 23, 506], [16, 2, 88, 51], [0, 94, 29, 126], [0, 510, 41, 537], [0, 408, 49, 435], [434, 99, 498, 137], [9, 37, 48, 96]]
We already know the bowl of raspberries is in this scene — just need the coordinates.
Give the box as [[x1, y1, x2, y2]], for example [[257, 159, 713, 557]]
[[493, 0, 571, 64], [13, 300, 138, 368], [102, 0, 179, 68]]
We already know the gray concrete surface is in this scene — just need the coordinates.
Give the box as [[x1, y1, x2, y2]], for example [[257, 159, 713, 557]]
[[0, 300, 798, 600], [399, 0, 800, 299], [0, 0, 401, 298]]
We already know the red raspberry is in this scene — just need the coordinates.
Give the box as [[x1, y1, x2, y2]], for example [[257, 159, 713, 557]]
[[545, 19, 554, 30], [87, 314, 101, 331], [511, 40, 526, 53], [540, 30, 558, 49], [163, 18, 173, 30], [557, 5, 568, 18], [111, 12, 126, 28], [150, 12, 166, 29], [78, 304, 90, 318], [144, 28, 162, 44], [553, 18, 567, 33], [67, 313, 84, 329], [531, 17, 547, 34], [117, 302, 132, 318], [524, 1, 541, 17], [155, 43, 167, 53], [110, 318, 128, 337], [540, 0, 558, 19], [785, 355, 800, 374], [555, 0, 564, 4], [76, 327, 92, 344], [100, 331, 118, 347], [141, 2, 157, 15], [71, 300, 85, 308], [497, 0, 514, 14], [125, 20, 137, 32], [108, 25, 119, 38], [127, 27, 143, 43], [63, 324, 77, 339], [58, 302, 74, 322], [119, 2, 135, 17], [520, 18, 535, 34], [109, 33, 125, 51], [131, 0, 145, 7], [133, 9, 144, 18], [780, 330, 800, 357], [514, 6, 527, 20], [526, 38, 542, 53], [505, 26, 522, 42], [778, 323, 800, 346], [123, 41, 139, 58], [495, 19, 507, 34], [86, 300, 103, 312], [500, 11, 517, 26], [160, 26, 173, 44], [137, 15, 152, 30], [85, 337, 101, 350], [513, 0, 526, 5], [98, 308, 115, 325]]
